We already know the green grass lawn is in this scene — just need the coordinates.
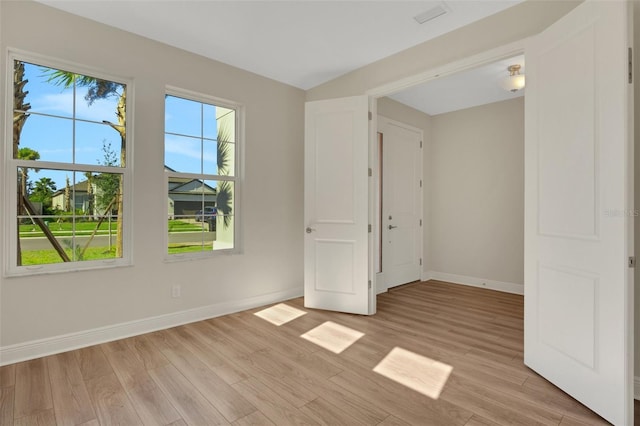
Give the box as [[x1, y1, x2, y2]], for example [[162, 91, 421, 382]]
[[168, 220, 203, 232], [21, 247, 118, 265], [19, 220, 210, 264], [168, 242, 213, 254], [19, 219, 202, 237], [19, 220, 117, 237], [22, 242, 213, 266], [22, 242, 213, 265]]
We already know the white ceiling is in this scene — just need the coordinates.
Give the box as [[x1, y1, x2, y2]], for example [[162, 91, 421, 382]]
[[389, 54, 525, 116], [37, 0, 524, 91]]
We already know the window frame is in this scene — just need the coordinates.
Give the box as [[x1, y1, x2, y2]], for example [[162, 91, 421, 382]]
[[3, 50, 134, 277], [164, 86, 243, 261]]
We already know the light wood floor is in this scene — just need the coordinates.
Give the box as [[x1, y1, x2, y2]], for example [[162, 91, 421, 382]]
[[0, 280, 614, 425]]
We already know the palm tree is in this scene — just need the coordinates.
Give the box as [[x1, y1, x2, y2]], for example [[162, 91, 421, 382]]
[[13, 61, 30, 159], [44, 69, 127, 257], [30, 177, 57, 212], [14, 61, 32, 223], [13, 61, 30, 265], [17, 147, 40, 202], [13, 61, 71, 264], [216, 121, 233, 229]]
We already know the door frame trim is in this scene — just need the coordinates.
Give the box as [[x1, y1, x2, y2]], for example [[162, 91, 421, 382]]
[[366, 39, 527, 296]]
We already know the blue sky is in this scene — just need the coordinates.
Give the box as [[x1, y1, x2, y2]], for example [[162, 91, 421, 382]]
[[17, 61, 229, 192], [165, 95, 221, 176]]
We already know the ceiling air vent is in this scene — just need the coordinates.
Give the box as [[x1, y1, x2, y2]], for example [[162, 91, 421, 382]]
[[413, 3, 449, 25]]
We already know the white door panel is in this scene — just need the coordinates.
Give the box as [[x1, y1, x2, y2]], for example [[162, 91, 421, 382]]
[[304, 96, 372, 315], [524, 1, 632, 424], [380, 117, 423, 289]]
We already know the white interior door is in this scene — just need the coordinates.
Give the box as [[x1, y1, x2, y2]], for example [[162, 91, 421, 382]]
[[304, 96, 373, 315], [524, 1, 632, 424], [379, 117, 423, 290]]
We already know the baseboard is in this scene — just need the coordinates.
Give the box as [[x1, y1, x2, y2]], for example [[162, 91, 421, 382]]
[[0, 287, 303, 366], [421, 270, 432, 282], [427, 271, 524, 295], [635, 376, 640, 400]]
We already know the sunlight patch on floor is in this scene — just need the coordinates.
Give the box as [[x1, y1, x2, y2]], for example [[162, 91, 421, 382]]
[[373, 347, 453, 399], [253, 303, 307, 326], [300, 321, 365, 354]]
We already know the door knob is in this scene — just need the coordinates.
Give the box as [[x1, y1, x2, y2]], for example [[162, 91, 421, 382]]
[[306, 227, 316, 233], [388, 225, 398, 230]]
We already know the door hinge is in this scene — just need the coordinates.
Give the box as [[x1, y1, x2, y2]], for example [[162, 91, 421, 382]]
[[368, 224, 372, 233], [420, 140, 423, 148], [629, 256, 636, 268], [629, 47, 633, 84], [368, 280, 372, 289], [419, 219, 422, 226], [419, 258, 422, 266], [368, 111, 373, 121], [368, 167, 372, 177], [419, 180, 423, 188]]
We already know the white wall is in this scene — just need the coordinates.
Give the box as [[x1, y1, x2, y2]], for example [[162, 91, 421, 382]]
[[430, 98, 524, 290], [0, 1, 305, 362]]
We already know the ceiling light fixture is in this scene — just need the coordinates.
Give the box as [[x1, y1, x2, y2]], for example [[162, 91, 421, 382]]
[[414, 4, 449, 24], [501, 64, 525, 92]]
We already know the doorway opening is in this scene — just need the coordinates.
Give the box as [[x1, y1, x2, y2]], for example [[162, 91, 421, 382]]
[[373, 52, 525, 296], [376, 117, 424, 293]]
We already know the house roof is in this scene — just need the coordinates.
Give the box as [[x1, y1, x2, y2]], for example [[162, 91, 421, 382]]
[[53, 169, 216, 197], [170, 180, 217, 195], [52, 180, 90, 197]]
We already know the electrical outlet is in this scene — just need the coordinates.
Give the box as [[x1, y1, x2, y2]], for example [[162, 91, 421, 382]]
[[172, 284, 181, 298]]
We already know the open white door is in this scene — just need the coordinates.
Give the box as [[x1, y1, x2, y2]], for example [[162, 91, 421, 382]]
[[524, 1, 633, 424], [304, 96, 373, 315]]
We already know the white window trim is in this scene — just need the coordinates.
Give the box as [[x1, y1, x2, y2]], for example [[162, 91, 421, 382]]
[[3, 49, 135, 277], [163, 85, 243, 262]]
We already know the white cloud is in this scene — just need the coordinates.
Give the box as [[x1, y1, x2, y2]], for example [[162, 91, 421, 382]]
[[164, 136, 215, 163], [164, 136, 200, 160], [31, 92, 121, 124]]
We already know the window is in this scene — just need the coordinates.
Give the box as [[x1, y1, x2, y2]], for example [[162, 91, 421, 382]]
[[6, 54, 131, 275], [164, 89, 239, 257]]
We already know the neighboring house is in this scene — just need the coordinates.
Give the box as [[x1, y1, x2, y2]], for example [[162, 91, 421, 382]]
[[51, 180, 94, 215], [52, 168, 216, 219], [166, 166, 217, 219], [51, 179, 117, 217]]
